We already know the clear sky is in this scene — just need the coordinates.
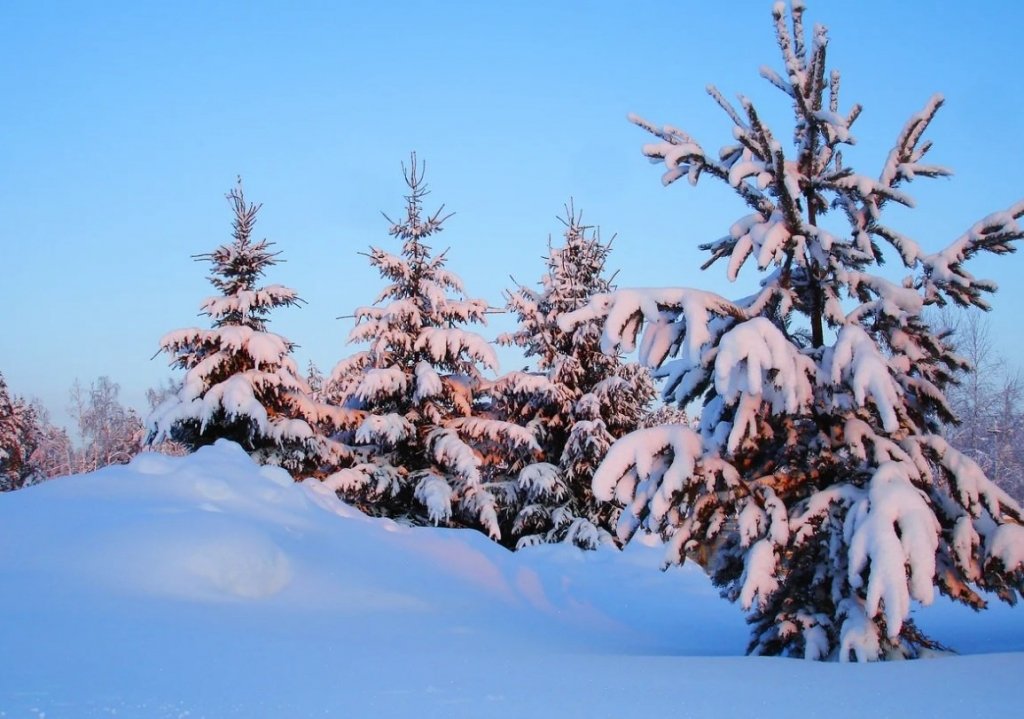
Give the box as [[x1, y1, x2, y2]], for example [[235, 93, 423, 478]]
[[2, 0, 1023, 430]]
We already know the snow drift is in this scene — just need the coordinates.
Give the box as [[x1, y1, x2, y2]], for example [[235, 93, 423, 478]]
[[1, 441, 1023, 717]]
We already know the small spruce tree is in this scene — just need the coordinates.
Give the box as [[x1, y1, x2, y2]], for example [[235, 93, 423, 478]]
[[496, 205, 654, 549], [569, 0, 1024, 660], [305, 360, 326, 402], [326, 154, 537, 539], [148, 181, 350, 475]]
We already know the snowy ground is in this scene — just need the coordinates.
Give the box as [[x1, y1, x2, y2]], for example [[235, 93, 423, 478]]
[[2, 441, 1023, 718]]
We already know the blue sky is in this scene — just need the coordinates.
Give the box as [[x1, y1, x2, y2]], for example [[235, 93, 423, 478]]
[[2, 0, 1023, 429]]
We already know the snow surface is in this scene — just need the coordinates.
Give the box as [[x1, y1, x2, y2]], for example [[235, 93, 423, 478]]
[[2, 441, 1024, 717]]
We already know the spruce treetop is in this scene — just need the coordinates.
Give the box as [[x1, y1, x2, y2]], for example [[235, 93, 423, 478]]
[[343, 154, 493, 380], [195, 181, 301, 333]]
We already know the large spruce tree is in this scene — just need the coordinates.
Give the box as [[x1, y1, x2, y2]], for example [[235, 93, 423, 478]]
[[496, 205, 654, 549], [569, 1, 1024, 660], [326, 155, 537, 539]]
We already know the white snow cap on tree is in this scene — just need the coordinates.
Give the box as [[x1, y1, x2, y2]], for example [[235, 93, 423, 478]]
[[326, 154, 536, 539], [148, 181, 354, 475], [567, 0, 1024, 660]]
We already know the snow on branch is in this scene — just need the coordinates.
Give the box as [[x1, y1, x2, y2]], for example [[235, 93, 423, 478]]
[[711, 318, 815, 452], [427, 428, 483, 486], [626, 111, 774, 216], [561, 287, 743, 365], [413, 471, 454, 526], [413, 361, 444, 402], [825, 325, 904, 433], [845, 462, 940, 643], [593, 424, 742, 569], [355, 413, 415, 447], [447, 416, 540, 454], [415, 328, 499, 370], [594, 424, 702, 530], [517, 463, 566, 502], [353, 366, 408, 403], [920, 201, 1024, 309], [879, 94, 951, 191], [917, 435, 1023, 522], [200, 286, 300, 321]]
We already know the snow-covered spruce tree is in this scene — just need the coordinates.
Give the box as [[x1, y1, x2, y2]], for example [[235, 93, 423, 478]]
[[565, 1, 1024, 660], [496, 205, 654, 549], [325, 154, 537, 540], [148, 182, 351, 476]]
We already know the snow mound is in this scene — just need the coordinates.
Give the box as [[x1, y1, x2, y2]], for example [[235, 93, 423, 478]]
[[2, 441, 1023, 717], [1, 440, 740, 635]]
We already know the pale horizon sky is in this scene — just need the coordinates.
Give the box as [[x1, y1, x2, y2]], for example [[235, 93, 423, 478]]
[[3, 0, 1023, 431]]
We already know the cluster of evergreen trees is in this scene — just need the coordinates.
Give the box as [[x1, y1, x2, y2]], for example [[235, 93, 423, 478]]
[[146, 163, 656, 549], [5, 0, 1023, 664]]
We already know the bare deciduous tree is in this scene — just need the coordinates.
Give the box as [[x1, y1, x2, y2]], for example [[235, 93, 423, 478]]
[[69, 377, 144, 473], [940, 311, 1024, 501]]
